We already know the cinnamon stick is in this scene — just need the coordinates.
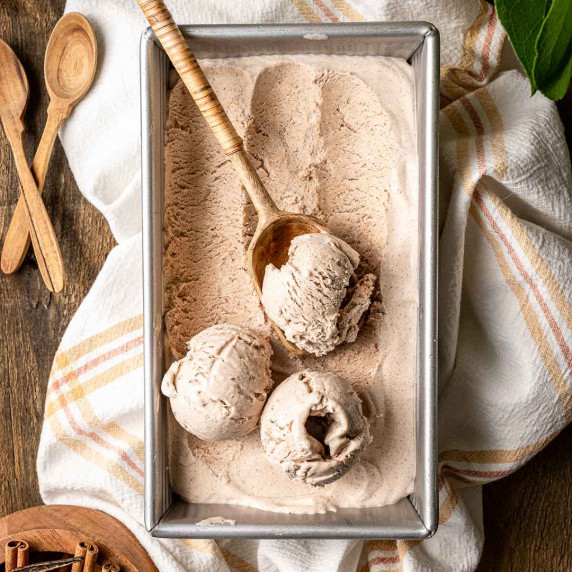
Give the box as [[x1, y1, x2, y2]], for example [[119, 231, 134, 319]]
[[83, 544, 98, 572], [102, 564, 120, 572], [16, 540, 29, 567], [6, 540, 23, 571], [11, 556, 83, 572], [70, 542, 88, 572]]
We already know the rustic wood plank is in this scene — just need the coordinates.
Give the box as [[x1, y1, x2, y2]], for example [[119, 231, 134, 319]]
[[0, 1, 570, 570], [0, 0, 115, 517]]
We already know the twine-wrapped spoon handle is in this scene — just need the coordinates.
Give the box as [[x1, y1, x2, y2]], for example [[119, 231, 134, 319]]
[[138, 0, 241, 154], [136, 0, 278, 223]]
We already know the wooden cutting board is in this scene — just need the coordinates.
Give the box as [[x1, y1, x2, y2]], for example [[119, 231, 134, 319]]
[[0, 505, 158, 571]]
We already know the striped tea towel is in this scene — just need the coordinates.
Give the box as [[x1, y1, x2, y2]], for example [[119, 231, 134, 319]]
[[36, 0, 572, 570]]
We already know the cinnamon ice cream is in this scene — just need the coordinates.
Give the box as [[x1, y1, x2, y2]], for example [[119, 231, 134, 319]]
[[164, 54, 418, 513], [161, 324, 272, 441], [261, 233, 375, 356], [261, 370, 372, 485]]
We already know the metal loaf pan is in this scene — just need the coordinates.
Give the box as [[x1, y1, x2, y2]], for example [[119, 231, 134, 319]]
[[142, 23, 439, 539]]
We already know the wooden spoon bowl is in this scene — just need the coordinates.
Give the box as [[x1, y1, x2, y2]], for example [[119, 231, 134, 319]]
[[248, 213, 326, 292], [0, 42, 28, 117], [248, 213, 326, 355], [44, 13, 97, 103]]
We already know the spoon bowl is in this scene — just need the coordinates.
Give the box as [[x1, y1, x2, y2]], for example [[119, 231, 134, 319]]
[[248, 213, 326, 290], [248, 212, 326, 355], [44, 12, 97, 103], [0, 40, 29, 120]]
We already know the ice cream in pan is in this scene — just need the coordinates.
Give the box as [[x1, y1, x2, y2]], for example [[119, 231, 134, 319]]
[[138, 0, 374, 358], [261, 370, 372, 486], [163, 54, 418, 512], [162, 198, 376, 475], [162, 327, 372, 484], [162, 324, 273, 441], [262, 233, 375, 357], [153, 6, 379, 483]]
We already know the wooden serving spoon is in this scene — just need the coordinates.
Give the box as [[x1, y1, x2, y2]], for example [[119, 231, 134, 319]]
[[1, 13, 97, 279], [0, 39, 65, 292], [137, 0, 330, 355]]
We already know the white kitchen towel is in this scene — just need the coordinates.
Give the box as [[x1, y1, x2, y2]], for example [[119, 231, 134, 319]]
[[35, 0, 572, 570]]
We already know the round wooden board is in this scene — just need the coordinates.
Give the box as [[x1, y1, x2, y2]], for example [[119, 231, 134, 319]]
[[0, 505, 158, 571]]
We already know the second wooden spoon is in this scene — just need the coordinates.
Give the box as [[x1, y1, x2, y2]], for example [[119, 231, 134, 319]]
[[0, 39, 64, 292], [1, 13, 97, 277]]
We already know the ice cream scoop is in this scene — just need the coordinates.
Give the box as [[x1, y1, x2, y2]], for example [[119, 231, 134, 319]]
[[260, 370, 372, 486], [261, 233, 376, 356], [162, 324, 273, 441], [137, 0, 353, 357]]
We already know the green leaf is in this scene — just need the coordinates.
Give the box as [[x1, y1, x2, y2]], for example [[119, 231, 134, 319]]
[[532, 0, 572, 101], [496, 0, 551, 93]]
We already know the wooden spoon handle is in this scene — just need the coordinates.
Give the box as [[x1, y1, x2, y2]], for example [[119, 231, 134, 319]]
[[1, 102, 67, 274], [228, 149, 280, 224], [136, 0, 280, 222], [2, 119, 65, 292], [137, 0, 242, 155]]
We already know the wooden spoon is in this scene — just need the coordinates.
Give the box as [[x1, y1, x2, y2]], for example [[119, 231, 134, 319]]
[[0, 40, 65, 292], [1, 13, 97, 278], [137, 0, 330, 355]]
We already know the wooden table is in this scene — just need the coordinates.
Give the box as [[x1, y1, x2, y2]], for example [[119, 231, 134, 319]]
[[0, 505, 158, 571], [0, 2, 570, 570]]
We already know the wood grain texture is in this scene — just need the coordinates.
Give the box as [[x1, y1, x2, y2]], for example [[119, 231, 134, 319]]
[[0, 1, 570, 570], [477, 424, 572, 571], [0, 109, 65, 292], [0, 0, 115, 517], [0, 505, 158, 571], [1, 12, 97, 276], [0, 39, 65, 292]]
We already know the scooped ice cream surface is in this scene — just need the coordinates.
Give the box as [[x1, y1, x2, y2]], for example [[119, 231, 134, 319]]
[[161, 324, 273, 441], [261, 233, 375, 356], [260, 370, 372, 485], [165, 54, 418, 513]]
